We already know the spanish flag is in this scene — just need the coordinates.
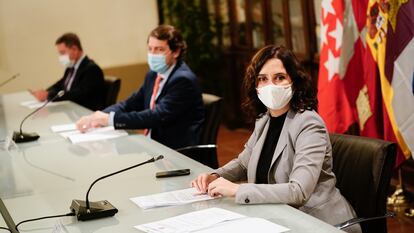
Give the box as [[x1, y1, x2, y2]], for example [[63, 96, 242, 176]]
[[366, 0, 414, 164], [318, 0, 413, 166]]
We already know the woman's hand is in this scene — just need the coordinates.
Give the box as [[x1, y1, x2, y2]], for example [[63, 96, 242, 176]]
[[191, 173, 219, 194], [207, 177, 240, 197]]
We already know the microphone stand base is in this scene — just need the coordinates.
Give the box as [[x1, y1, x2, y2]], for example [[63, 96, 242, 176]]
[[70, 199, 118, 221], [12, 131, 39, 143]]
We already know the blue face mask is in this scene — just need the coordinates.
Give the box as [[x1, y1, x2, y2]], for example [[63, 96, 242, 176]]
[[147, 53, 169, 74]]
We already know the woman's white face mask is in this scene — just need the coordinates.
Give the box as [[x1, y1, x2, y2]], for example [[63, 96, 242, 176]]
[[257, 84, 293, 110]]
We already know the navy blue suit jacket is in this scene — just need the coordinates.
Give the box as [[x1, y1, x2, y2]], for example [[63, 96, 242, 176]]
[[47, 56, 106, 110], [103, 61, 205, 149]]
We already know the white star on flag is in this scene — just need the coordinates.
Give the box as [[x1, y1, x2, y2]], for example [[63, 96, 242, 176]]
[[324, 49, 340, 81], [322, 0, 336, 19], [320, 21, 329, 47], [328, 19, 343, 51]]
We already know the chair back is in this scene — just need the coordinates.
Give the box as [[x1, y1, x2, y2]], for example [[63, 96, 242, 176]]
[[200, 93, 223, 145], [104, 76, 121, 108], [330, 133, 396, 233], [176, 93, 222, 168]]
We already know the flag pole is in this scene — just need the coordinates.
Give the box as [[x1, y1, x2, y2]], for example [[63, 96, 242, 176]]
[[387, 168, 407, 206]]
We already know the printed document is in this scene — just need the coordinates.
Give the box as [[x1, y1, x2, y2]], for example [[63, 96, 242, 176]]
[[51, 124, 128, 143], [20, 100, 63, 109], [135, 207, 290, 233], [50, 123, 77, 133], [130, 187, 216, 209]]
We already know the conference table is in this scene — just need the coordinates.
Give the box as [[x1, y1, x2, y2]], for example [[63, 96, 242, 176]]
[[0, 216, 7, 231], [0, 91, 344, 233]]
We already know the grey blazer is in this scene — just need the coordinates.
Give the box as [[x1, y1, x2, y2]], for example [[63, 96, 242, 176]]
[[214, 109, 361, 232]]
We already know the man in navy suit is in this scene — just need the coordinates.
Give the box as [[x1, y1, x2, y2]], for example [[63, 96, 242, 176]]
[[31, 33, 106, 110], [76, 25, 205, 149]]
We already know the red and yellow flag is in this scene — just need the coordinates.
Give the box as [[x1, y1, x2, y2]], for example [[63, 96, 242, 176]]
[[366, 0, 414, 163], [318, 0, 414, 166]]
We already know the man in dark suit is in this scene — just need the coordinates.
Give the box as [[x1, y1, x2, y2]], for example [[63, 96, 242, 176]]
[[31, 33, 106, 110], [76, 25, 205, 149]]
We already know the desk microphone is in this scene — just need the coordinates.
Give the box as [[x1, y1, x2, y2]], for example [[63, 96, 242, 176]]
[[70, 155, 164, 221], [12, 90, 65, 143], [0, 73, 20, 88]]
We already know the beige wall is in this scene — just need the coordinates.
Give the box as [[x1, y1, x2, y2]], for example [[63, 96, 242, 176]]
[[0, 0, 157, 94], [103, 63, 148, 101]]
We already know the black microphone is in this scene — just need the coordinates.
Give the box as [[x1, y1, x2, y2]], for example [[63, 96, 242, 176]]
[[335, 212, 395, 230], [12, 90, 65, 143], [70, 155, 164, 221], [0, 73, 20, 88]]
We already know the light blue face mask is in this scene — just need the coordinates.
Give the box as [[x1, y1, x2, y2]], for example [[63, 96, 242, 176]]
[[147, 53, 169, 74]]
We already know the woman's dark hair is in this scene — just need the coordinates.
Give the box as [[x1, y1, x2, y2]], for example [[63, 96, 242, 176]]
[[149, 25, 187, 60], [55, 32, 83, 51], [242, 45, 317, 121]]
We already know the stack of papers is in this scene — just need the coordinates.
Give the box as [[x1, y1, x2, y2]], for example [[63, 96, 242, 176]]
[[130, 188, 215, 209], [51, 123, 128, 144], [51, 123, 77, 132], [20, 100, 63, 109], [135, 207, 290, 233]]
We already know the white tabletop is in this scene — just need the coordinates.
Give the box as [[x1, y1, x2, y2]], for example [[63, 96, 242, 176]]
[[0, 214, 7, 229], [0, 92, 344, 233]]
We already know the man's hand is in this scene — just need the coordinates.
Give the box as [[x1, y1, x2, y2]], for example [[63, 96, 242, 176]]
[[30, 89, 48, 102], [76, 111, 109, 133]]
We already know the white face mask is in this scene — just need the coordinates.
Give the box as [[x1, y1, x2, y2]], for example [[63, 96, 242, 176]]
[[257, 84, 293, 110], [147, 53, 169, 74], [58, 54, 71, 67]]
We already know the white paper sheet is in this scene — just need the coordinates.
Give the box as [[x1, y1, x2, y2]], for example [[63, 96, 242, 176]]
[[59, 130, 80, 139], [130, 187, 216, 210], [51, 123, 77, 132], [135, 208, 244, 233], [135, 208, 290, 233], [57, 126, 128, 144], [196, 217, 290, 233], [20, 100, 41, 107], [20, 100, 63, 109]]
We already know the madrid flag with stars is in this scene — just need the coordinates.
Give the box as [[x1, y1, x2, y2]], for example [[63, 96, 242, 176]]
[[318, 0, 414, 166]]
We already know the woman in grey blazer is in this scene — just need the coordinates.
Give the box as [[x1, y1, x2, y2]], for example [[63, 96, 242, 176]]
[[192, 45, 361, 233]]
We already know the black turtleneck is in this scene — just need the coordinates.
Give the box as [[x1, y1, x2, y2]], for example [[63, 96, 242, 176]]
[[255, 112, 287, 184]]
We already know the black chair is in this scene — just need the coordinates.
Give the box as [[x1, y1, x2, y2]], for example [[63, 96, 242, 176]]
[[330, 133, 396, 233], [103, 76, 121, 108], [176, 93, 223, 168]]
